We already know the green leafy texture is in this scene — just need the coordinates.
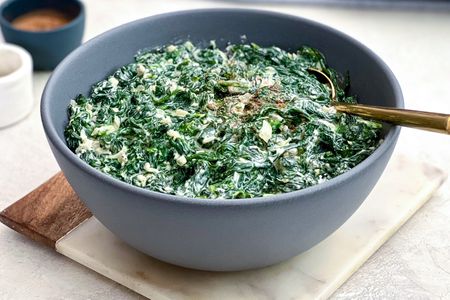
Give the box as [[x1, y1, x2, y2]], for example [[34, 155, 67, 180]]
[[65, 41, 382, 199]]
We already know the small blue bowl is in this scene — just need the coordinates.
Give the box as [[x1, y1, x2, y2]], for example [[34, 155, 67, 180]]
[[0, 0, 85, 70]]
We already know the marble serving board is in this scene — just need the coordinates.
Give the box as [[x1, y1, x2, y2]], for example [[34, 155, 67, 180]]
[[0, 154, 446, 300]]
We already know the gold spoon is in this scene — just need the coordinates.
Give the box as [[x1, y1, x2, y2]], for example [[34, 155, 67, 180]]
[[308, 68, 450, 135]]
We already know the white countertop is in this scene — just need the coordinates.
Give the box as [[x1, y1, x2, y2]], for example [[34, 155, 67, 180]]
[[0, 0, 449, 298]]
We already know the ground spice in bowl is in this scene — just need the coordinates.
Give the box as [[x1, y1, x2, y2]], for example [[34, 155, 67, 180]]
[[11, 9, 72, 32]]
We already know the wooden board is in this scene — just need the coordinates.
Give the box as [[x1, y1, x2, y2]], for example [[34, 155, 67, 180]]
[[0, 173, 91, 248]]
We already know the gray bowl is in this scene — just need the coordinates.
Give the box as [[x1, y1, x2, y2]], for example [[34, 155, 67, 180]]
[[41, 9, 402, 271]]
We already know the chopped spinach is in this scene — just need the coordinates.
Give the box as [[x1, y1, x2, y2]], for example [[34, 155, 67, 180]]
[[65, 41, 382, 199]]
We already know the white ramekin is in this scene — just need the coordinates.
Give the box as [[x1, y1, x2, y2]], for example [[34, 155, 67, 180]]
[[0, 43, 33, 127]]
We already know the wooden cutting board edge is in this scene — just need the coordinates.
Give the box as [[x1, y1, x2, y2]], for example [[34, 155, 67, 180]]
[[0, 172, 92, 248]]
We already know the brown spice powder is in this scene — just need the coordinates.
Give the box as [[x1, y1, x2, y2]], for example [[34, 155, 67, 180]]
[[11, 9, 72, 32]]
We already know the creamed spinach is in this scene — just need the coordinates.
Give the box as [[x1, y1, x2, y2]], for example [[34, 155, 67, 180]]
[[65, 41, 382, 199]]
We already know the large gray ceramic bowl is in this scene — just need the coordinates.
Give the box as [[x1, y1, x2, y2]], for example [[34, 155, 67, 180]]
[[41, 9, 402, 271]]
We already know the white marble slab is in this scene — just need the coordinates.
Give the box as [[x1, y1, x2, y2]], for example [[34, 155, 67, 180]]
[[55, 154, 446, 300]]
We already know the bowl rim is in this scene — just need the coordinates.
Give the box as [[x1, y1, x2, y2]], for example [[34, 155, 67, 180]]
[[41, 8, 403, 207], [0, 0, 85, 34]]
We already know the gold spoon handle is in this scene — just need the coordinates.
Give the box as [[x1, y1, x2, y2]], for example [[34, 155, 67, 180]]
[[333, 103, 450, 135]]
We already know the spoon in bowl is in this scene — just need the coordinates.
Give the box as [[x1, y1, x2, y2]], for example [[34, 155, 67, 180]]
[[308, 68, 450, 135]]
